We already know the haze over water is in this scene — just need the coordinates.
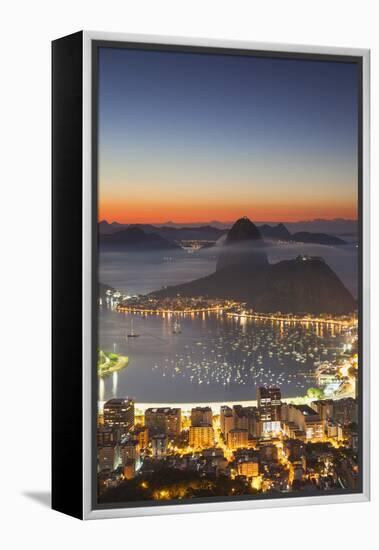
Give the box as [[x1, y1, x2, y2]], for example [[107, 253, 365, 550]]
[[99, 240, 358, 298], [98, 241, 356, 403]]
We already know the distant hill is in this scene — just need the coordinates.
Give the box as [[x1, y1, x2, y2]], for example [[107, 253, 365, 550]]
[[216, 217, 269, 271], [98, 221, 226, 241], [258, 223, 346, 245], [290, 231, 346, 245], [276, 218, 357, 236], [99, 220, 347, 246], [98, 220, 117, 234], [99, 226, 181, 251], [129, 224, 226, 242], [152, 217, 356, 315], [98, 220, 128, 234], [259, 223, 292, 240]]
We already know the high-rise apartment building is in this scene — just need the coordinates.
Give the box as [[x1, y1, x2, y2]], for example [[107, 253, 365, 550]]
[[191, 406, 212, 427], [103, 398, 135, 436], [145, 408, 181, 438], [189, 425, 215, 449], [257, 387, 281, 433]]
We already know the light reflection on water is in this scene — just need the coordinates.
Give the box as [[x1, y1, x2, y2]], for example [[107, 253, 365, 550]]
[[98, 307, 343, 403], [99, 377, 105, 402], [97, 245, 355, 403], [99, 243, 358, 298], [112, 371, 118, 397]]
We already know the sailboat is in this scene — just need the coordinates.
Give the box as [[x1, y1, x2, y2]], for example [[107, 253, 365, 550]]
[[173, 320, 182, 334], [127, 317, 140, 338]]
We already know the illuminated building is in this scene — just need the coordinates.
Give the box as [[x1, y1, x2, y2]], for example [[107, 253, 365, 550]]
[[293, 462, 305, 482], [151, 434, 168, 458], [220, 406, 234, 439], [244, 406, 261, 438], [237, 459, 259, 478], [191, 406, 213, 427], [233, 448, 258, 462], [257, 386, 281, 433], [202, 448, 228, 474], [326, 419, 338, 438], [98, 444, 119, 471], [259, 442, 278, 462], [310, 399, 334, 423], [123, 459, 135, 480], [333, 398, 358, 425], [304, 417, 324, 440], [339, 457, 359, 490], [337, 422, 345, 441], [97, 426, 120, 446], [202, 447, 224, 458], [348, 431, 359, 452], [281, 404, 323, 441], [120, 439, 139, 463], [227, 428, 248, 450], [189, 425, 215, 449], [283, 439, 305, 462], [233, 405, 249, 430], [281, 421, 306, 440], [145, 407, 181, 438], [132, 426, 149, 449], [103, 398, 134, 436]]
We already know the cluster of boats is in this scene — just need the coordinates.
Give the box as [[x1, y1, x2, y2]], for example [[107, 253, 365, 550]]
[[148, 320, 344, 393]]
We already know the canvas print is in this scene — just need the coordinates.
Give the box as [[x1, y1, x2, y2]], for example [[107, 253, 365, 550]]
[[95, 46, 360, 506]]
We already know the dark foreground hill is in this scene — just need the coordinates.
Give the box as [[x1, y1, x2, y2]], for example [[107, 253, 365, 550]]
[[152, 217, 356, 315], [152, 256, 355, 314]]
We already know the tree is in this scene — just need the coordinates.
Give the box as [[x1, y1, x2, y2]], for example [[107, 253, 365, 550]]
[[307, 387, 324, 399]]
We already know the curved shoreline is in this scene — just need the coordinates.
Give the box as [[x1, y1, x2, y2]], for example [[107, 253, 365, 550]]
[[98, 392, 353, 414], [98, 354, 129, 378], [98, 396, 314, 414]]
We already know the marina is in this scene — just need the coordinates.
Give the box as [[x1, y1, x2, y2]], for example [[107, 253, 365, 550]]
[[98, 305, 352, 404]]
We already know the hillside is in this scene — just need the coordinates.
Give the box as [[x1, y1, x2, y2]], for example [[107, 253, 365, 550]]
[[99, 226, 181, 251], [152, 217, 356, 314]]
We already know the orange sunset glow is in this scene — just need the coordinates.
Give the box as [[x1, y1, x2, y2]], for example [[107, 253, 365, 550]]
[[98, 197, 357, 224], [98, 47, 359, 226]]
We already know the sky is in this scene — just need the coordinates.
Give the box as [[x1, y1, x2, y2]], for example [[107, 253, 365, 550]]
[[98, 46, 359, 224]]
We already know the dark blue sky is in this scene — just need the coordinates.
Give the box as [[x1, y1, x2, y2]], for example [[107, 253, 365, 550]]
[[98, 46, 358, 223]]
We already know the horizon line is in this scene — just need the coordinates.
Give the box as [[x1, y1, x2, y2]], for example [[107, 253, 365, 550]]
[[99, 217, 359, 225]]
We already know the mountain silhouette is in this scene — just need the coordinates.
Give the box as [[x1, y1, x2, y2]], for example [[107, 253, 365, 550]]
[[290, 231, 346, 245], [99, 226, 181, 251], [216, 217, 269, 271], [259, 223, 292, 240], [258, 223, 346, 245], [152, 217, 356, 314], [130, 224, 226, 242]]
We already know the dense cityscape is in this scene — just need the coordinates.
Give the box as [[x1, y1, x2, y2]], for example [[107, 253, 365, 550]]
[[97, 288, 359, 503], [115, 293, 356, 328], [96, 48, 360, 506], [98, 388, 358, 503]]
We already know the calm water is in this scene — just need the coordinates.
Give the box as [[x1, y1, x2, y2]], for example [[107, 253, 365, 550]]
[[98, 242, 356, 403], [99, 249, 216, 296], [99, 241, 358, 298], [98, 308, 344, 402]]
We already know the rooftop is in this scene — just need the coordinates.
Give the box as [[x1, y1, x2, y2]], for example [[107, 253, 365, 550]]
[[295, 404, 319, 416]]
